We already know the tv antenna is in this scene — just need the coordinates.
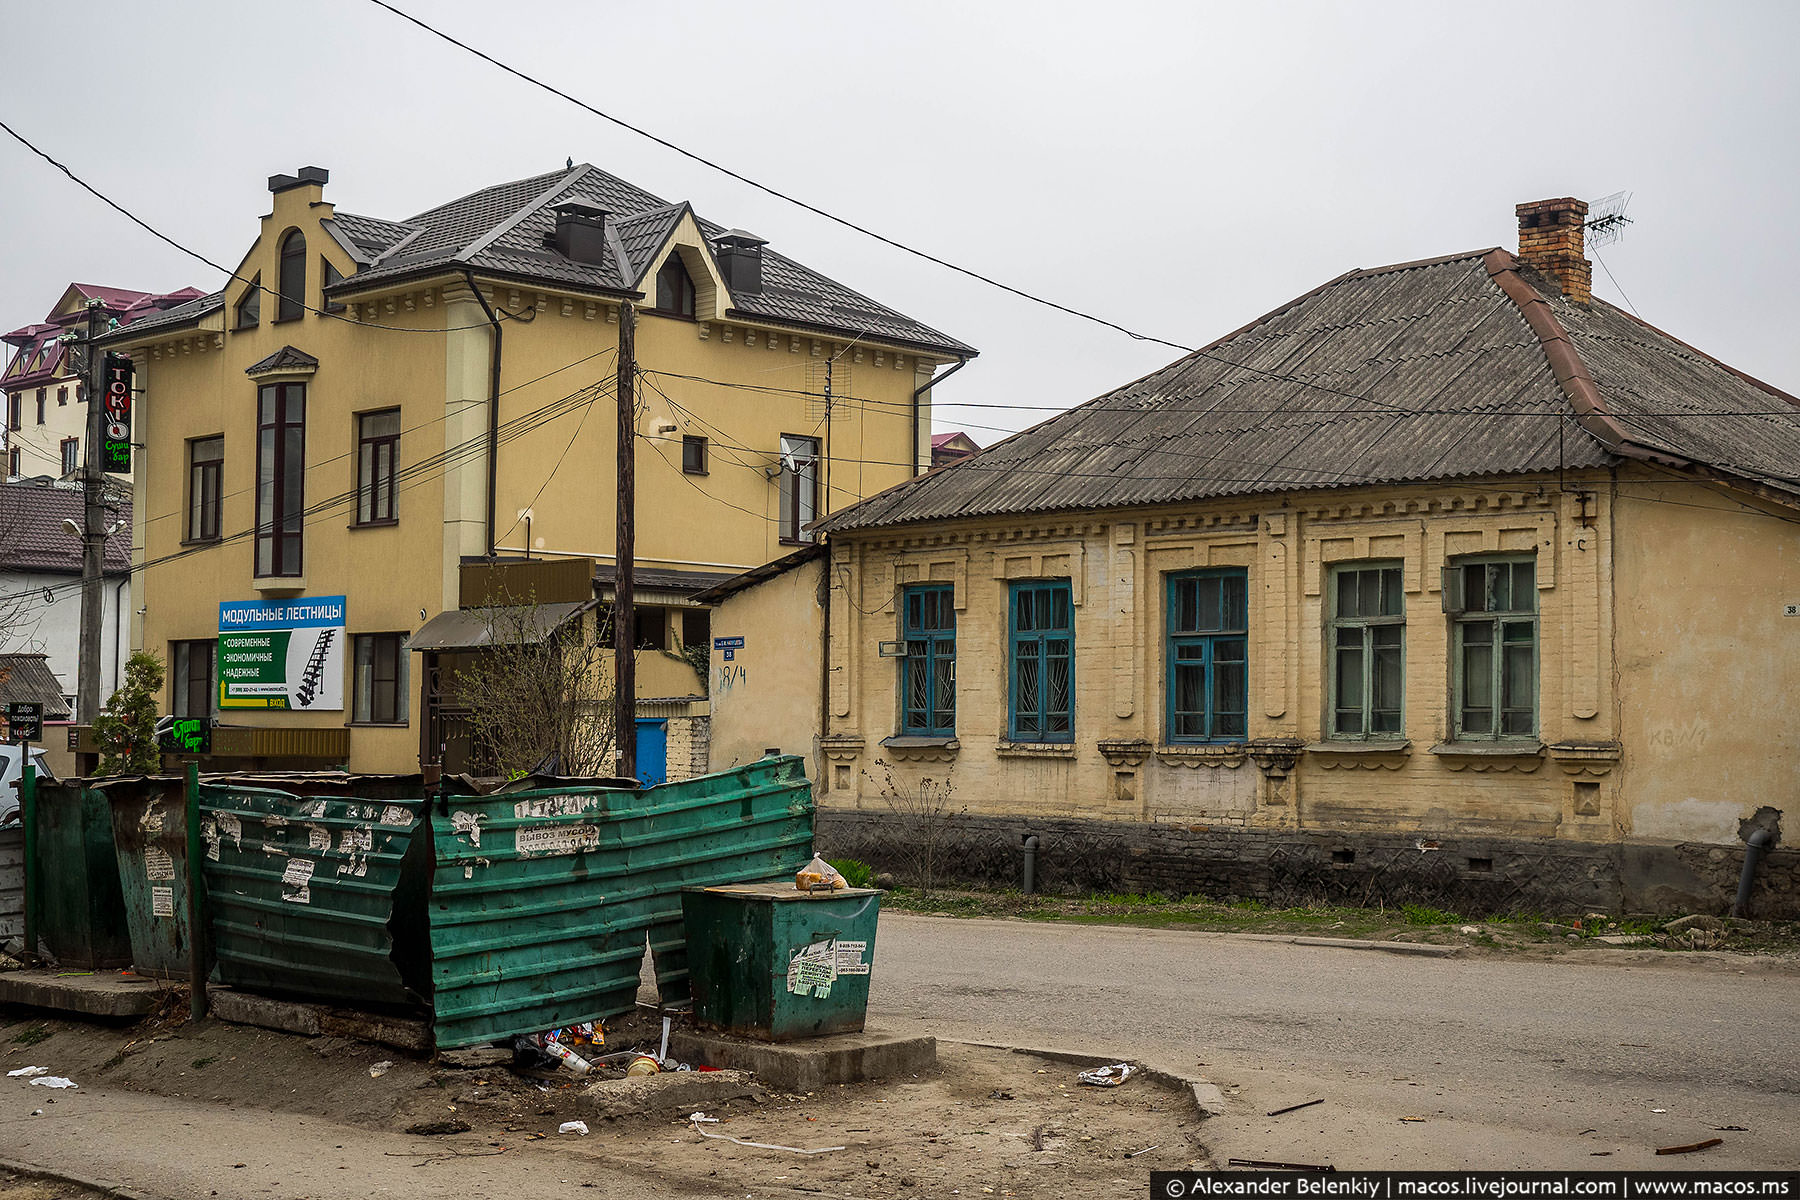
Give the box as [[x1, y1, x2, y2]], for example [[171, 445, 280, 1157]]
[[1584, 191, 1634, 249]]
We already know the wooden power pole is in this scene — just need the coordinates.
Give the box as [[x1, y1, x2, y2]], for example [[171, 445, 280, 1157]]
[[613, 302, 637, 780], [76, 301, 108, 725]]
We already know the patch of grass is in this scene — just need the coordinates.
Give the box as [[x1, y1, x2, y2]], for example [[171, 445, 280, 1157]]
[[827, 858, 876, 889], [1400, 903, 1464, 926], [11, 1026, 49, 1047], [190, 1055, 218, 1070]]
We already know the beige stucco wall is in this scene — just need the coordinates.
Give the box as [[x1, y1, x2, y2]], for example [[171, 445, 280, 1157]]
[[707, 556, 825, 776], [1612, 470, 1800, 844], [117, 175, 944, 774], [824, 474, 1652, 841]]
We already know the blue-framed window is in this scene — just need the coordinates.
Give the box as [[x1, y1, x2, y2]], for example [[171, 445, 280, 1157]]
[[1167, 569, 1247, 742], [1008, 580, 1074, 742], [900, 585, 955, 737]]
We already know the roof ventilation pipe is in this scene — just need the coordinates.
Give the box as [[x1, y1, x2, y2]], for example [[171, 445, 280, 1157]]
[[550, 201, 610, 267], [711, 229, 769, 296]]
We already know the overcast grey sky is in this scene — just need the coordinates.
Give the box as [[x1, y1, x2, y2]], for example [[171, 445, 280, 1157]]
[[3, 1, 1796, 444]]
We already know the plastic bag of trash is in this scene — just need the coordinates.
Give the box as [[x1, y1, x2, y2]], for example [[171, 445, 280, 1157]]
[[29, 1076, 77, 1089], [795, 855, 847, 892], [1076, 1062, 1136, 1087], [7, 1066, 48, 1078], [559, 1120, 590, 1136]]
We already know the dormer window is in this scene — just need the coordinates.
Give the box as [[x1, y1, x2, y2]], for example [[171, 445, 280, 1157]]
[[277, 230, 306, 322], [236, 273, 262, 329], [655, 252, 696, 319]]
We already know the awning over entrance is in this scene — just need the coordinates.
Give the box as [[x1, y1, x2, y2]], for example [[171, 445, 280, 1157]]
[[409, 601, 596, 653]]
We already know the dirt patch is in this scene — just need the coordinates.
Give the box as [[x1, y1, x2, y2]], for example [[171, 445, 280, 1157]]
[[0, 1171, 106, 1200]]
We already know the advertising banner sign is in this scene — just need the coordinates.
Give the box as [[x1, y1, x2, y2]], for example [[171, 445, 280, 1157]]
[[217, 596, 346, 711], [101, 354, 134, 474]]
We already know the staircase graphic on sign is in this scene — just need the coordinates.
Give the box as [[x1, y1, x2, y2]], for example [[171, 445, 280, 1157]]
[[294, 628, 335, 708]]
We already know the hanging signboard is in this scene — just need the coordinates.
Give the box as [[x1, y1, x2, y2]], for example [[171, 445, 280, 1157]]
[[217, 596, 346, 711], [101, 354, 134, 474]]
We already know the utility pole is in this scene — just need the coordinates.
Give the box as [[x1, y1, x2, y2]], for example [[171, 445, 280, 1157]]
[[77, 301, 107, 725], [613, 302, 637, 780]]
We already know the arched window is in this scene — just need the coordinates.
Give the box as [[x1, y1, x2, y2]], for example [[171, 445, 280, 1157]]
[[655, 253, 695, 318], [277, 230, 306, 322]]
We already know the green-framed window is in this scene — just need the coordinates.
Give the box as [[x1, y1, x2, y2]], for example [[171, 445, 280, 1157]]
[[1008, 580, 1073, 742], [1167, 569, 1247, 742], [1328, 563, 1404, 739], [900, 585, 955, 737], [1447, 556, 1537, 740]]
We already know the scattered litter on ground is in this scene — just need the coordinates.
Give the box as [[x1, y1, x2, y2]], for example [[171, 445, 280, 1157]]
[[988, 1089, 1014, 1100], [1650, 1108, 1667, 1113], [6, 1066, 48, 1077], [1459, 926, 1480, 935], [1076, 1063, 1135, 1087], [626, 1053, 661, 1077], [1126, 1145, 1160, 1158], [1656, 1138, 1723, 1156], [1578, 1128, 1597, 1136], [1712, 1125, 1748, 1132], [404, 1119, 472, 1136], [369, 1060, 394, 1078], [1399, 1116, 1427, 1123], [28, 1076, 76, 1089], [558, 1121, 590, 1136], [690, 1119, 844, 1155], [29, 1109, 42, 1116], [689, 1113, 719, 1124], [1266, 1097, 1324, 1117], [1229, 1158, 1335, 1172]]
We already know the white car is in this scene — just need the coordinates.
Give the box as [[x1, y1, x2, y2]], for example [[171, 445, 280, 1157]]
[[0, 744, 55, 824]]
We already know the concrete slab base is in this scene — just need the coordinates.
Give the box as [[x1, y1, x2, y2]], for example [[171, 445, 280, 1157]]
[[207, 987, 430, 1054], [669, 1028, 936, 1093], [0, 969, 170, 1019]]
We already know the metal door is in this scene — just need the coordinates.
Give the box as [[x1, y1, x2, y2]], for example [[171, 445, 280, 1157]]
[[635, 719, 668, 786]]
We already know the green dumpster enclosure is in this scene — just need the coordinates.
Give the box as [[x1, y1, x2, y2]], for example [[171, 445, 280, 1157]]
[[682, 883, 883, 1041], [103, 780, 197, 979], [32, 781, 132, 970]]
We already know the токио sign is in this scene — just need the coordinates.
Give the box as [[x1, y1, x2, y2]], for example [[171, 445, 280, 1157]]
[[217, 596, 346, 711]]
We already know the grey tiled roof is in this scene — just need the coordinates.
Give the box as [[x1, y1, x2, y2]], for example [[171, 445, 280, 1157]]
[[323, 212, 421, 264], [611, 204, 689, 284], [0, 482, 131, 573], [820, 250, 1800, 533]]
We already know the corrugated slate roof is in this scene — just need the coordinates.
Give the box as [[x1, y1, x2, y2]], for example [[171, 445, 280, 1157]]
[[820, 250, 1799, 533], [0, 654, 71, 720], [0, 482, 131, 574]]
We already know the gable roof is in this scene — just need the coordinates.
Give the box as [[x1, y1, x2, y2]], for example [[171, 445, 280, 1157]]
[[0, 481, 131, 574], [0, 654, 71, 721], [820, 249, 1800, 533], [245, 345, 319, 376]]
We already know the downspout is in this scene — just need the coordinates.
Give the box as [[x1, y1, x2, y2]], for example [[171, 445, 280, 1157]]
[[911, 358, 969, 476], [111, 575, 128, 697], [463, 270, 503, 559], [1733, 827, 1775, 918], [819, 544, 832, 791]]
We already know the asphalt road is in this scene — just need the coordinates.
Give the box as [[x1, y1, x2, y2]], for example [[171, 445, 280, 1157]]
[[868, 913, 1800, 1169]]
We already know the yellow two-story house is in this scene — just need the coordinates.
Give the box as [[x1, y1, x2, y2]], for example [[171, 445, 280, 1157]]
[[106, 164, 973, 777]]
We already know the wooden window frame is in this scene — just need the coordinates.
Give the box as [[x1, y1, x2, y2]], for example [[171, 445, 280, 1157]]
[[170, 639, 217, 719], [681, 435, 708, 475], [59, 437, 78, 476], [276, 231, 306, 323], [899, 584, 956, 738], [353, 632, 409, 725], [1446, 555, 1538, 741], [255, 382, 306, 578], [355, 408, 400, 526], [1166, 568, 1248, 743], [1008, 579, 1074, 743], [187, 434, 224, 543], [778, 433, 820, 545], [1326, 562, 1405, 741]]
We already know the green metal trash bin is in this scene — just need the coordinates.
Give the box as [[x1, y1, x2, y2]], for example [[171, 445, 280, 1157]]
[[103, 778, 196, 979], [682, 883, 882, 1042], [32, 782, 132, 970]]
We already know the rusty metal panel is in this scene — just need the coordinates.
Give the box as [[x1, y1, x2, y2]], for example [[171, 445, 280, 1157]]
[[209, 727, 352, 761], [105, 780, 194, 978], [459, 557, 596, 607]]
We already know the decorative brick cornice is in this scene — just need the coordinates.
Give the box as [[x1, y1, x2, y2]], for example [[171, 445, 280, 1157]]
[[1547, 740, 1622, 777], [1097, 739, 1153, 768]]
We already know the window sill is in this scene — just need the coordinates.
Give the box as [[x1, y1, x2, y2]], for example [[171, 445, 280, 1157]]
[[1306, 740, 1411, 771], [253, 576, 307, 594], [1429, 741, 1546, 773], [1154, 743, 1248, 769], [779, 537, 818, 547], [348, 720, 410, 728], [996, 741, 1076, 759], [878, 735, 959, 764], [348, 519, 399, 530], [1306, 739, 1412, 755], [180, 536, 223, 548]]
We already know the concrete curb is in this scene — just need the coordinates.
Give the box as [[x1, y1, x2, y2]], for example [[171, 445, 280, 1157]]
[[0, 1153, 166, 1200], [948, 1039, 1228, 1120]]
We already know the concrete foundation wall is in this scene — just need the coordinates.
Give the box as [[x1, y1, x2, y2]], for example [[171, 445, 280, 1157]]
[[817, 809, 1800, 919]]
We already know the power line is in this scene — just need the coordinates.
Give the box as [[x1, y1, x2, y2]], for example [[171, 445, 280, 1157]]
[[0, 118, 532, 337]]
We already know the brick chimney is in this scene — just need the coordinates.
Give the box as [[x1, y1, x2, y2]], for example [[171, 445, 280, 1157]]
[[1516, 197, 1591, 304]]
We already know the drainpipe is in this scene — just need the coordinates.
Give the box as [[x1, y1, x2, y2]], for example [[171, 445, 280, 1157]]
[[463, 271, 503, 559], [111, 576, 128, 697], [1733, 827, 1775, 918], [911, 358, 968, 477], [1021, 834, 1040, 896]]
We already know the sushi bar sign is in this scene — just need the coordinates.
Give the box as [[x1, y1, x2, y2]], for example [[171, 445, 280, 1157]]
[[217, 596, 347, 711]]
